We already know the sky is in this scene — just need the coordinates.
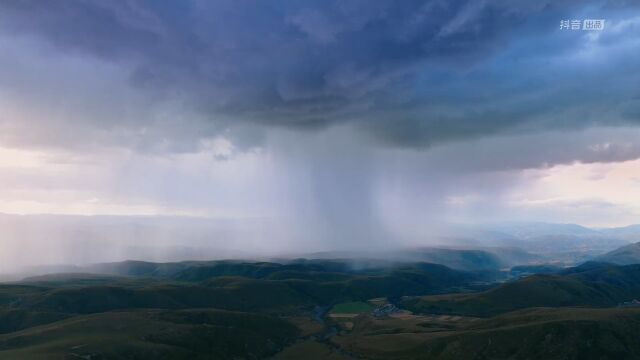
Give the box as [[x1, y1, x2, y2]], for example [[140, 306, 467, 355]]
[[1, 0, 640, 265]]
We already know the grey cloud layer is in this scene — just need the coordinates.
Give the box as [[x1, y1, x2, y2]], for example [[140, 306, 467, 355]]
[[2, 0, 638, 151]]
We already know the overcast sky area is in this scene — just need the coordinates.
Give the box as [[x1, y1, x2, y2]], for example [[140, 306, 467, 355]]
[[1, 0, 640, 267]]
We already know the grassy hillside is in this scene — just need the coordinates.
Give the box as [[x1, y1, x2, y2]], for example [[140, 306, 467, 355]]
[[421, 308, 640, 360], [0, 259, 485, 358], [597, 242, 640, 265], [18, 273, 152, 288], [86, 259, 354, 280], [0, 309, 297, 360], [403, 263, 640, 317], [5, 259, 640, 359], [7, 261, 479, 316], [324, 307, 640, 360], [81, 247, 520, 281], [0, 309, 71, 334], [17, 280, 314, 314]]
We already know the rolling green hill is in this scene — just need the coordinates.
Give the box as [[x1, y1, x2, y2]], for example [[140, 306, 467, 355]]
[[420, 308, 640, 360], [22, 274, 469, 315], [5, 259, 640, 359], [320, 306, 640, 360], [86, 259, 354, 280], [79, 248, 520, 281], [0, 309, 297, 360], [8, 261, 480, 316], [403, 262, 640, 317], [596, 242, 640, 265]]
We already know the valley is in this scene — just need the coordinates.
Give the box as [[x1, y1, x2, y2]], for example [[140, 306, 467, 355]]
[[3, 241, 640, 359]]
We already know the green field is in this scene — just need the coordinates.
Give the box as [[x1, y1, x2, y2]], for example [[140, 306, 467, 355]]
[[330, 301, 372, 314]]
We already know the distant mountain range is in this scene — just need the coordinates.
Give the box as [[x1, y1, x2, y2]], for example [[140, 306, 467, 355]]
[[486, 221, 601, 239], [454, 221, 640, 241], [296, 246, 538, 271], [441, 221, 640, 264], [2, 214, 640, 274]]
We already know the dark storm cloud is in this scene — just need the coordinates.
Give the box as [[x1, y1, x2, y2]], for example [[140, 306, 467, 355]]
[[0, 0, 639, 149], [416, 127, 640, 173]]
